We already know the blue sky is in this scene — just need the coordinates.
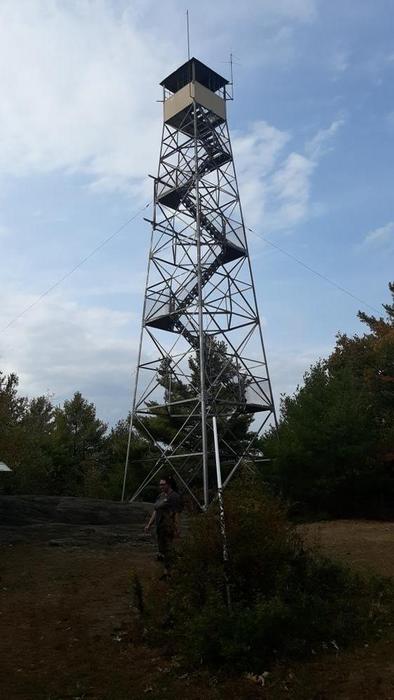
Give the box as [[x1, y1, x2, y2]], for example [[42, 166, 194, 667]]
[[0, 0, 393, 426]]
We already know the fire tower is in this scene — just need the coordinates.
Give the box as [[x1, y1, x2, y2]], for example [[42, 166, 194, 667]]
[[123, 58, 277, 508]]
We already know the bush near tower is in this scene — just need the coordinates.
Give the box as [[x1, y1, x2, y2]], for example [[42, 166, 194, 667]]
[[142, 475, 393, 671]]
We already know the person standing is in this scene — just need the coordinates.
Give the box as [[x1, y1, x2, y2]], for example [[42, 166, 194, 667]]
[[144, 475, 182, 576]]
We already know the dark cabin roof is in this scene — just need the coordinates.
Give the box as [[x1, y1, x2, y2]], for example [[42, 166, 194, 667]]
[[160, 57, 228, 94]]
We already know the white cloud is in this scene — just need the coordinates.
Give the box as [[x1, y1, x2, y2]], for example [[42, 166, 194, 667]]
[[233, 121, 290, 228], [0, 1, 176, 195], [0, 289, 141, 424], [305, 118, 345, 160], [269, 343, 332, 409], [267, 152, 315, 230], [0, 0, 318, 196], [234, 121, 290, 176], [233, 118, 343, 233], [362, 221, 394, 248]]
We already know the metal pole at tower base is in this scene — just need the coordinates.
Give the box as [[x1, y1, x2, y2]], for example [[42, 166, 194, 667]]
[[212, 416, 232, 611]]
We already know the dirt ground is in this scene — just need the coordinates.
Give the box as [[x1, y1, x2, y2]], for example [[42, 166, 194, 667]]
[[299, 519, 394, 578], [1, 501, 393, 700]]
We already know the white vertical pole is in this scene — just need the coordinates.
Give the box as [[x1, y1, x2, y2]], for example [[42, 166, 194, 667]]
[[212, 416, 231, 610]]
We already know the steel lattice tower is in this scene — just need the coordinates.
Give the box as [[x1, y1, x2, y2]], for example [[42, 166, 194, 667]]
[[123, 58, 277, 508]]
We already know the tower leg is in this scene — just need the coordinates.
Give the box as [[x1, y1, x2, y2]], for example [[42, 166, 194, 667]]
[[193, 96, 209, 509]]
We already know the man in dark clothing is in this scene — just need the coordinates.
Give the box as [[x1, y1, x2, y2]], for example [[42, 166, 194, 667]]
[[144, 476, 182, 575]]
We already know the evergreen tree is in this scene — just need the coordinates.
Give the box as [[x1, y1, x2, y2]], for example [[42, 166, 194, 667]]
[[50, 391, 107, 495], [264, 282, 394, 518], [16, 395, 56, 492], [137, 337, 255, 488]]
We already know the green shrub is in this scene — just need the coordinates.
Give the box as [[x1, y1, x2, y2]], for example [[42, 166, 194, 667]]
[[153, 475, 393, 671]]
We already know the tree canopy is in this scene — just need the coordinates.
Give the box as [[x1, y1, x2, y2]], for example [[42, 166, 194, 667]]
[[263, 282, 394, 518]]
